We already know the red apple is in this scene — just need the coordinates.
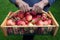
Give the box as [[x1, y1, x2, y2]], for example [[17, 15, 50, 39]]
[[42, 15, 47, 21], [47, 19, 52, 25], [25, 11, 30, 16], [42, 13, 47, 17], [16, 20, 26, 25], [30, 11, 36, 16], [36, 20, 43, 25], [25, 14, 32, 21], [25, 20, 29, 25], [42, 13, 47, 21], [6, 19, 15, 26], [18, 13, 24, 19], [44, 21, 49, 25], [17, 11, 24, 19], [37, 15, 41, 18], [22, 18, 29, 24], [32, 17, 38, 24]]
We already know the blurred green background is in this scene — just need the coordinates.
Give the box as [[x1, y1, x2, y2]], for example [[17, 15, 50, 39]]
[[0, 0, 60, 40]]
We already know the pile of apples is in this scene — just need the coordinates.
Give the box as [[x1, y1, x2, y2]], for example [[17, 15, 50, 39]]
[[6, 10, 52, 26]]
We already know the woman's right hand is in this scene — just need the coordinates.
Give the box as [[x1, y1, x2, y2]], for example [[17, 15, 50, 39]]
[[16, 0, 30, 12]]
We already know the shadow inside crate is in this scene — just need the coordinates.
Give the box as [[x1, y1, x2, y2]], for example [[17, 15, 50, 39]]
[[6, 27, 54, 36]]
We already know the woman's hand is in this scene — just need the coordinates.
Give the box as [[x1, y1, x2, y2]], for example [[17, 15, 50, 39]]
[[16, 0, 30, 12], [33, 0, 48, 13]]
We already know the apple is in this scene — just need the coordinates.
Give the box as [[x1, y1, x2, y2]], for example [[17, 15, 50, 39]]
[[6, 19, 15, 26], [42, 16, 47, 21], [32, 17, 38, 24], [28, 22, 33, 26], [17, 13, 24, 19], [16, 20, 26, 25], [25, 11, 30, 16], [36, 20, 43, 25], [47, 19, 52, 25], [44, 21, 49, 25], [22, 18, 29, 25], [25, 20, 29, 25], [25, 14, 32, 21], [17, 11, 24, 19], [42, 13, 47, 17], [37, 15, 41, 18], [42, 13, 47, 21], [30, 11, 36, 16]]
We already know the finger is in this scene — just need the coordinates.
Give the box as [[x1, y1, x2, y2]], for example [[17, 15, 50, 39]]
[[19, 5, 23, 11], [25, 5, 28, 12], [26, 4, 30, 11], [33, 5, 37, 12], [36, 6, 42, 13], [36, 6, 39, 12], [37, 6, 41, 13], [32, 6, 35, 11], [23, 4, 26, 12], [35, 6, 39, 12]]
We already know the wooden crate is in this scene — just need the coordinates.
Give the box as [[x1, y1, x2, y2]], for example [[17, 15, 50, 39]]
[[1, 10, 59, 36]]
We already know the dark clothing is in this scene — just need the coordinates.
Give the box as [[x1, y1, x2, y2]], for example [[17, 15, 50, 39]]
[[23, 34, 34, 40], [9, 0, 55, 11]]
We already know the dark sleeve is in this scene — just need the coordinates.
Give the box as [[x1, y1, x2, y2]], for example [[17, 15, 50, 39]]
[[43, 0, 55, 12], [9, 0, 19, 7], [48, 0, 55, 6], [9, 0, 16, 4]]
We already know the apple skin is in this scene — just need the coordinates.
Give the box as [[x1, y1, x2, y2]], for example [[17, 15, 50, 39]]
[[6, 19, 15, 26], [30, 11, 36, 16], [44, 21, 49, 25], [16, 20, 26, 25], [22, 18, 29, 25], [37, 15, 41, 18], [36, 20, 43, 25], [25, 14, 32, 21], [17, 13, 24, 19], [42, 13, 47, 21], [32, 17, 38, 24], [47, 19, 52, 25], [25, 11, 30, 16], [42, 15, 47, 21], [17, 11, 24, 19]]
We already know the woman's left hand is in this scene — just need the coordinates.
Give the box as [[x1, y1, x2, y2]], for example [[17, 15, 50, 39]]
[[33, 0, 48, 13]]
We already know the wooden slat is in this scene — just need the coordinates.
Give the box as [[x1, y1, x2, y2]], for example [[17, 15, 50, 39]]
[[2, 25, 55, 27], [48, 11, 59, 36], [1, 27, 7, 36], [48, 11, 59, 27]]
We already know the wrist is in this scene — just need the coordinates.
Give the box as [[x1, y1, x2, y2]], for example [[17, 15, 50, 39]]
[[40, 1, 45, 8], [16, 0, 23, 4], [42, 0, 48, 6]]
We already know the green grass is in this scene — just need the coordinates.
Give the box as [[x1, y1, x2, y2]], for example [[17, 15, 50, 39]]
[[0, 0, 60, 40]]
